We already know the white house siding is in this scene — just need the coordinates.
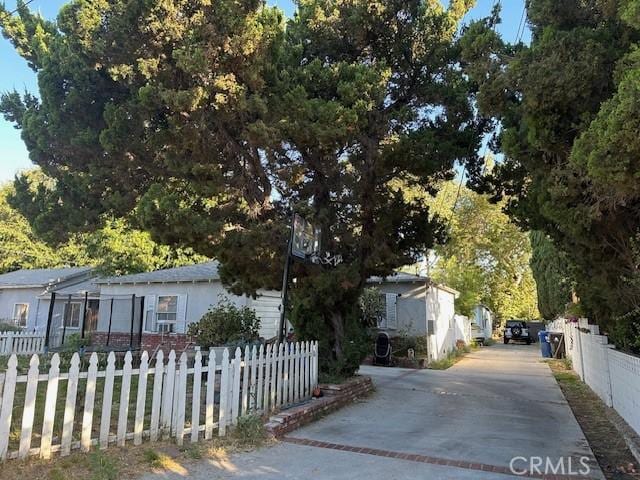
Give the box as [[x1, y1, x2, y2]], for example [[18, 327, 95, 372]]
[[373, 282, 428, 335], [426, 286, 457, 360], [454, 314, 471, 344], [0, 287, 45, 330], [97, 282, 281, 339], [248, 290, 282, 340], [474, 305, 493, 339]]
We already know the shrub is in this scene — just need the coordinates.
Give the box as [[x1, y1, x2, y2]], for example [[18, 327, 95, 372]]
[[359, 287, 385, 327], [187, 296, 260, 347], [0, 321, 21, 332], [233, 414, 266, 446]]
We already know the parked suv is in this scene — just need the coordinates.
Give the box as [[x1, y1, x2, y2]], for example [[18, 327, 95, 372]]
[[503, 320, 531, 344]]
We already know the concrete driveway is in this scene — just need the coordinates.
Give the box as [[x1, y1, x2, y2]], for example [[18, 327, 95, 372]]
[[141, 344, 603, 479]]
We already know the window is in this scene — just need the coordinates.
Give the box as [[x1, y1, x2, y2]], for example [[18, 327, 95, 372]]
[[63, 302, 82, 328], [156, 295, 177, 333], [12, 303, 28, 327]]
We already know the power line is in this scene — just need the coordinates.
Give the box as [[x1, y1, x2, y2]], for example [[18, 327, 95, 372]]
[[3, 0, 37, 16], [515, 4, 527, 43]]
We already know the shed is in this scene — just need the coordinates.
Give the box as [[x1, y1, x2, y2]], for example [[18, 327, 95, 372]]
[[367, 272, 459, 360]]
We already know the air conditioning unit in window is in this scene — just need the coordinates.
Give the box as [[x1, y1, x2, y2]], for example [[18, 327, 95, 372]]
[[157, 323, 175, 334]]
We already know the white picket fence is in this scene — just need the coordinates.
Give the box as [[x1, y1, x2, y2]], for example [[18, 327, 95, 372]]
[[0, 341, 318, 461], [0, 331, 45, 355], [547, 319, 640, 437]]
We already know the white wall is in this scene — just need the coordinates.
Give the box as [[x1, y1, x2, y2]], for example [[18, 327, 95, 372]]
[[0, 287, 45, 330], [98, 282, 281, 339], [454, 314, 471, 344], [549, 319, 640, 438], [474, 305, 493, 339], [426, 286, 456, 360]]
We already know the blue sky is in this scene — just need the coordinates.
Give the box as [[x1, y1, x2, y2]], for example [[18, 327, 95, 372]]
[[0, 0, 529, 182]]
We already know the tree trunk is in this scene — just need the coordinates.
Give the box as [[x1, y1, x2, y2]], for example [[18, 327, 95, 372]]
[[329, 311, 345, 361]]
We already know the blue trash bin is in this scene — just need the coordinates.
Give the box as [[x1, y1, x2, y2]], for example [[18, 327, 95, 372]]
[[538, 331, 551, 358]]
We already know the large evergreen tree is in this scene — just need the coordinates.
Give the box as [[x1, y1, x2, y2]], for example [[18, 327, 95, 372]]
[[1, 0, 483, 374], [460, 0, 640, 349], [529, 231, 573, 320]]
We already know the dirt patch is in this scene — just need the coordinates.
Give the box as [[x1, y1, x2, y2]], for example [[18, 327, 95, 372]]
[[548, 359, 639, 480], [0, 434, 271, 480]]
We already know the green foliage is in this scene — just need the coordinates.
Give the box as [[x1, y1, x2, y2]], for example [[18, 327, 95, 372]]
[[529, 231, 574, 320], [0, 322, 22, 332], [187, 297, 260, 347], [289, 265, 371, 377], [359, 287, 385, 328], [233, 414, 266, 446], [88, 451, 118, 480], [460, 1, 640, 348], [0, 183, 61, 273], [0, 171, 208, 276], [390, 331, 429, 358], [0, 0, 482, 373], [428, 181, 539, 322]]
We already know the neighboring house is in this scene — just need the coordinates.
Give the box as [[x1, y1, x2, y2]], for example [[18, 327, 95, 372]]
[[94, 261, 282, 352], [472, 304, 493, 341], [367, 272, 459, 360], [0, 267, 95, 331]]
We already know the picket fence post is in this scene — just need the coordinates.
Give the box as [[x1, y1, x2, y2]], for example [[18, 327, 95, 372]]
[[161, 350, 176, 439], [256, 345, 264, 411], [0, 355, 17, 460], [250, 345, 258, 411], [100, 352, 116, 449], [231, 347, 242, 425], [18, 354, 39, 458], [61, 353, 80, 456], [218, 348, 230, 437], [40, 353, 60, 459], [175, 352, 188, 446], [134, 351, 149, 445], [117, 351, 133, 447], [205, 350, 216, 440], [149, 350, 164, 442], [264, 344, 273, 412], [81, 353, 99, 452], [191, 350, 202, 443], [241, 345, 250, 415]]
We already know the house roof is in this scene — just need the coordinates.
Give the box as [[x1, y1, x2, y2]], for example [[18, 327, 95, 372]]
[[367, 271, 460, 296], [367, 271, 429, 284], [97, 261, 219, 285], [48, 279, 101, 296], [0, 267, 93, 289]]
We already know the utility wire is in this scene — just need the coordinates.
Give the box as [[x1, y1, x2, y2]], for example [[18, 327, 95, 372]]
[[515, 4, 527, 43], [4, 0, 37, 16]]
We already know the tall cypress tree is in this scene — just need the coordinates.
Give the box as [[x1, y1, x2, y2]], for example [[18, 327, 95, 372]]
[[1, 0, 482, 373]]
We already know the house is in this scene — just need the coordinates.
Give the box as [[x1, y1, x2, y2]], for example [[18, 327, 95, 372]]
[[0, 267, 95, 331], [93, 261, 282, 352], [472, 304, 493, 341], [367, 272, 460, 360]]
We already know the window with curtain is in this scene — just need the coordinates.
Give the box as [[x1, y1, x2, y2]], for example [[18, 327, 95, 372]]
[[156, 295, 177, 333], [12, 303, 28, 327], [63, 302, 82, 328]]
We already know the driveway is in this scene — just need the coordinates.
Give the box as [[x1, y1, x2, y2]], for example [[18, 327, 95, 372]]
[[142, 344, 603, 479]]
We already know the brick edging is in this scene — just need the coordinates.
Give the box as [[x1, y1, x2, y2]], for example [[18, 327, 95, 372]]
[[264, 376, 373, 438], [280, 437, 592, 480]]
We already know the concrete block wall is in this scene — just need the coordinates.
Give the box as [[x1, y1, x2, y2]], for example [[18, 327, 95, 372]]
[[549, 319, 640, 439]]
